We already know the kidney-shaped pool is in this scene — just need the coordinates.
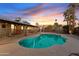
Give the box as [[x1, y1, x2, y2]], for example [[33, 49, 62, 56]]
[[19, 34, 66, 48]]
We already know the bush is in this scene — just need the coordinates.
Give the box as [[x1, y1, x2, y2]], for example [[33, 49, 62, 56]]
[[73, 27, 79, 35], [44, 25, 53, 32], [63, 25, 69, 34]]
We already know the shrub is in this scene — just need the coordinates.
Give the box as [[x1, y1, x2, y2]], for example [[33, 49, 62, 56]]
[[63, 25, 69, 34], [73, 27, 79, 35]]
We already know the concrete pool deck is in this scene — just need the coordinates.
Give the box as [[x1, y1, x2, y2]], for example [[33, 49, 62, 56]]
[[0, 33, 79, 56]]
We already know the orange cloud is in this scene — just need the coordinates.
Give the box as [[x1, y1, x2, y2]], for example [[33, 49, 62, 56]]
[[31, 7, 59, 16], [46, 12, 63, 17]]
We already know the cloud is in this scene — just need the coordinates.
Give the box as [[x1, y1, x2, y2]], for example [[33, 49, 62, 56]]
[[16, 4, 46, 14], [15, 4, 60, 17], [46, 12, 63, 17]]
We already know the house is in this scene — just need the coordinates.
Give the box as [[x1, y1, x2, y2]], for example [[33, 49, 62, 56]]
[[0, 18, 37, 37]]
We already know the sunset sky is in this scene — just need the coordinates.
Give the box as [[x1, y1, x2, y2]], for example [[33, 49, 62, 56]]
[[0, 3, 79, 25]]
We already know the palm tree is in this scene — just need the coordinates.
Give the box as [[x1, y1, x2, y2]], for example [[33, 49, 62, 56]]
[[55, 19, 57, 22], [63, 3, 79, 34], [53, 19, 59, 32], [15, 17, 21, 22], [36, 22, 39, 27]]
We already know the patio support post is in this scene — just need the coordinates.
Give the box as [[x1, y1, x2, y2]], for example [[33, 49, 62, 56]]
[[23, 25, 27, 36]]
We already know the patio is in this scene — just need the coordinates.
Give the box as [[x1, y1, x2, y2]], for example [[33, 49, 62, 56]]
[[0, 33, 79, 56]]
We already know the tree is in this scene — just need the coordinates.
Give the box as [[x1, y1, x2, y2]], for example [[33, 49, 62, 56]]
[[44, 25, 53, 32], [53, 19, 59, 29], [15, 17, 21, 22], [63, 25, 69, 34], [36, 22, 39, 26], [55, 19, 57, 22], [63, 3, 79, 34]]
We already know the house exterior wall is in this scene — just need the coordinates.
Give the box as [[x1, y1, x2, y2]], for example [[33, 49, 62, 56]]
[[0, 21, 36, 38], [23, 25, 27, 35], [0, 23, 6, 37], [0, 23, 2, 37], [6, 23, 11, 36], [0, 22, 11, 37], [14, 25, 22, 34]]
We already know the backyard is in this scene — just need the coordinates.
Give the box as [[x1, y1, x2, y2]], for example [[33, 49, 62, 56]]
[[0, 3, 79, 56]]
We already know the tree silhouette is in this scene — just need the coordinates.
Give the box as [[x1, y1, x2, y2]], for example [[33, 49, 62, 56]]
[[63, 3, 79, 33]]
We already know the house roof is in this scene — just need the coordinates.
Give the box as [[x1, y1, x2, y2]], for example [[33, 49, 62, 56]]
[[0, 16, 37, 27]]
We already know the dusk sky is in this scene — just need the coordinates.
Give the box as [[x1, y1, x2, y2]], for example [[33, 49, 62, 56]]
[[0, 3, 79, 25]]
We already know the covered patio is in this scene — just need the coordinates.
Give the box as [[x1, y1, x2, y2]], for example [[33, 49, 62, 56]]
[[0, 18, 37, 37]]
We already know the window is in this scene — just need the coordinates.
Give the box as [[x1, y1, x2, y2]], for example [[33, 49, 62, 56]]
[[21, 26, 23, 30], [11, 24, 14, 29], [2, 24, 6, 28]]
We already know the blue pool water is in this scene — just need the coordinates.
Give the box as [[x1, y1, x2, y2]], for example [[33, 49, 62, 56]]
[[19, 34, 66, 48]]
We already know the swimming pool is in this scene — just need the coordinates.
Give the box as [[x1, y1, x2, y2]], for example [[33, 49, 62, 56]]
[[19, 34, 66, 48]]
